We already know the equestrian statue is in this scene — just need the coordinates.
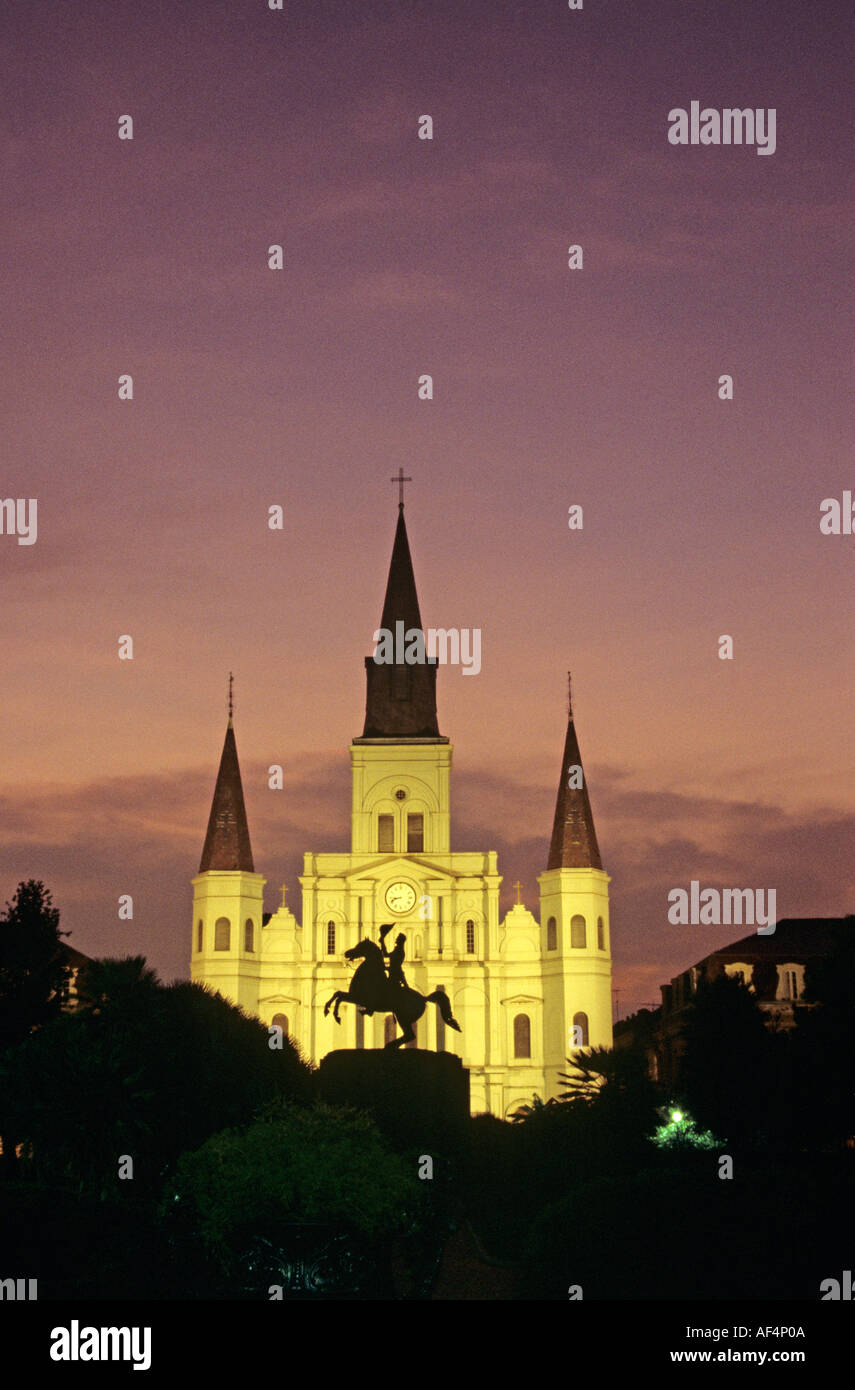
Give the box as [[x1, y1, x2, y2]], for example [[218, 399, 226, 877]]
[[324, 924, 461, 1048]]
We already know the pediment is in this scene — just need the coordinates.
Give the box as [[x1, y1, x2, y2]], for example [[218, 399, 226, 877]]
[[346, 855, 457, 883]]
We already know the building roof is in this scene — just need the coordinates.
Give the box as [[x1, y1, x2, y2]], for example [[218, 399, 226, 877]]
[[199, 720, 255, 872], [704, 917, 852, 965], [60, 943, 91, 968]]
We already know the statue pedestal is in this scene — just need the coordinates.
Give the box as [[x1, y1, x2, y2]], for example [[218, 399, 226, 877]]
[[317, 1049, 470, 1153]]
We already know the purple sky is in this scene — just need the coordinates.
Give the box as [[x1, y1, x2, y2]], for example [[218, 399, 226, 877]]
[[2, 0, 854, 1015]]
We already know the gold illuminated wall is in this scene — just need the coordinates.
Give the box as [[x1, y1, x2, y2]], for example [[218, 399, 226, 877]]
[[192, 731, 613, 1118]]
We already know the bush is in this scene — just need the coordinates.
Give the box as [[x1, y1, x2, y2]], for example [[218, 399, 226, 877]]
[[166, 1101, 420, 1264]]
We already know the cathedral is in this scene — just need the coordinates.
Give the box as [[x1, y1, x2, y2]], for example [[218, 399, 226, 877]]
[[191, 499, 614, 1117]]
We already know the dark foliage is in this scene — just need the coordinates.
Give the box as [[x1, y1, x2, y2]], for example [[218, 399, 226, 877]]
[[521, 1155, 855, 1300], [0, 880, 72, 1172], [466, 1046, 660, 1262], [751, 959, 779, 1001], [0, 956, 314, 1198], [679, 973, 773, 1148], [786, 929, 855, 1147], [0, 880, 70, 1051]]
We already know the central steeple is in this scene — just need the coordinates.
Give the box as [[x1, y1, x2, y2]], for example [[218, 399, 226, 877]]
[[360, 501, 442, 740]]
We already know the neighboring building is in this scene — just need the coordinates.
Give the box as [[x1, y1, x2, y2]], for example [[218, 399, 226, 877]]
[[191, 500, 614, 1117], [60, 943, 91, 1010], [616, 918, 852, 1091]]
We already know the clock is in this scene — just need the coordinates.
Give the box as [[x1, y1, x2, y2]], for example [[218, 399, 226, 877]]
[[385, 881, 417, 914]]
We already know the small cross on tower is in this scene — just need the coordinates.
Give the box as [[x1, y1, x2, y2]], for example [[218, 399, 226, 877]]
[[228, 671, 234, 723], [391, 467, 413, 508], [514, 880, 523, 905]]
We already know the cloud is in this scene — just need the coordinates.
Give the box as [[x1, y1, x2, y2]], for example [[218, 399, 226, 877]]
[[2, 760, 851, 1016], [343, 269, 459, 310]]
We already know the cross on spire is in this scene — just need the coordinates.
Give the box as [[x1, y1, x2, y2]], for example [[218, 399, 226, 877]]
[[514, 880, 523, 905], [391, 467, 412, 509], [567, 670, 573, 717], [228, 671, 234, 724]]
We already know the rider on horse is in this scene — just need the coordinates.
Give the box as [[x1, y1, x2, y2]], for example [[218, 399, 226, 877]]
[[382, 924, 409, 989], [360, 923, 405, 1016]]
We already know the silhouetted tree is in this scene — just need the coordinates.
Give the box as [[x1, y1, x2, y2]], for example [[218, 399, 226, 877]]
[[464, 1113, 528, 1258], [165, 1100, 420, 1295], [751, 959, 779, 1001], [789, 924, 855, 1147], [557, 1044, 654, 1102], [0, 881, 70, 1173], [562, 1044, 660, 1148], [0, 881, 70, 1048], [482, 1045, 663, 1244], [679, 973, 772, 1148], [0, 960, 314, 1198], [510, 1093, 556, 1122], [76, 955, 160, 1016]]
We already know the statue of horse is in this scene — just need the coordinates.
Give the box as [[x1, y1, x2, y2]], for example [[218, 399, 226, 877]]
[[324, 937, 461, 1048]]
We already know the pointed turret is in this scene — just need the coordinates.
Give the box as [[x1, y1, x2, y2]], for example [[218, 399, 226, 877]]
[[192, 684, 265, 1000], [547, 677, 602, 870], [539, 675, 613, 1087], [199, 704, 255, 872], [361, 503, 441, 739]]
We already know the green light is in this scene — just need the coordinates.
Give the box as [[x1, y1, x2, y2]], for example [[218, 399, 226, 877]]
[[652, 1106, 721, 1150]]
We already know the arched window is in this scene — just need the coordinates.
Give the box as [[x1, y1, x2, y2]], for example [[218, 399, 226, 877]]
[[272, 1012, 289, 1037], [570, 914, 586, 948], [378, 813, 394, 852], [513, 1013, 531, 1059], [597, 916, 605, 950], [547, 916, 557, 950], [214, 917, 230, 951], [326, 921, 336, 955], [407, 813, 424, 853], [465, 920, 475, 954], [384, 1015, 396, 1045], [244, 919, 254, 952], [196, 919, 203, 952], [573, 1011, 589, 1046]]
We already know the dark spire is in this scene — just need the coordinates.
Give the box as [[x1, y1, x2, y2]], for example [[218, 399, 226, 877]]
[[547, 674, 602, 870], [199, 686, 254, 872], [360, 502, 442, 739]]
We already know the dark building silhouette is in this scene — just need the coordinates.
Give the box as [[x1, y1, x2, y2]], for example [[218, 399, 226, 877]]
[[615, 917, 854, 1091]]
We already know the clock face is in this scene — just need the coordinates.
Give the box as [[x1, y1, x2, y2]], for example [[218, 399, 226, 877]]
[[385, 881, 417, 914]]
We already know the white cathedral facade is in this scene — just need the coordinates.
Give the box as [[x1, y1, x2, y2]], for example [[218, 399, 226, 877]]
[[191, 502, 613, 1117]]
